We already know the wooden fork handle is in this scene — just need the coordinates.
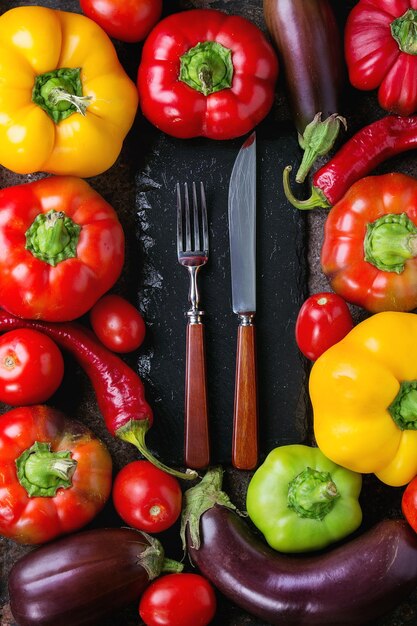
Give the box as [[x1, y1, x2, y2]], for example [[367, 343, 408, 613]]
[[184, 321, 210, 469], [232, 320, 258, 470]]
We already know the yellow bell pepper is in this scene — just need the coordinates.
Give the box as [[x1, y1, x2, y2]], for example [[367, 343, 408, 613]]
[[310, 311, 417, 487], [0, 6, 138, 177]]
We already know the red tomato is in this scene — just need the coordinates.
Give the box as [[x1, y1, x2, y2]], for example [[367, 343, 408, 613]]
[[139, 573, 217, 626], [90, 294, 146, 353], [402, 476, 417, 533], [79, 0, 162, 43], [0, 329, 64, 405], [112, 461, 182, 533], [295, 292, 354, 361]]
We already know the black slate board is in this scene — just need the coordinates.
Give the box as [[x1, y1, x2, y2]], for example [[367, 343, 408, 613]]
[[1, 1, 416, 625]]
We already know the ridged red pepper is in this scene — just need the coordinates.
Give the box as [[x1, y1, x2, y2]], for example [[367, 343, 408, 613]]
[[137, 8, 278, 140], [345, 0, 417, 116]]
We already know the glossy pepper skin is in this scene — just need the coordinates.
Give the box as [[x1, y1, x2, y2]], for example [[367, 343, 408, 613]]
[[321, 173, 417, 313], [0, 405, 112, 545], [0, 176, 124, 322], [0, 310, 197, 482], [284, 115, 417, 210], [310, 312, 417, 487], [345, 0, 417, 116], [0, 6, 138, 177], [137, 9, 278, 140], [246, 444, 362, 553]]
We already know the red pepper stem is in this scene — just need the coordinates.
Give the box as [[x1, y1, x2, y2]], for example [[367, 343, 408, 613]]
[[391, 9, 417, 55], [283, 166, 331, 210], [116, 419, 198, 481]]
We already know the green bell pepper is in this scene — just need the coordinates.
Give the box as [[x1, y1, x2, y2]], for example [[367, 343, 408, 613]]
[[246, 444, 362, 553]]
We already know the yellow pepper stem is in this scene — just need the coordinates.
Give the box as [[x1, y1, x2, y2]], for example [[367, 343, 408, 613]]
[[32, 67, 92, 123], [388, 380, 417, 430]]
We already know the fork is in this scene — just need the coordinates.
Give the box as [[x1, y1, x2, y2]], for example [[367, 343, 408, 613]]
[[177, 181, 210, 469]]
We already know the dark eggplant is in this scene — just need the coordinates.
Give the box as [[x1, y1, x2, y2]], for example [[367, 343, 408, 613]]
[[263, 0, 345, 182], [8, 527, 183, 626], [181, 467, 417, 626]]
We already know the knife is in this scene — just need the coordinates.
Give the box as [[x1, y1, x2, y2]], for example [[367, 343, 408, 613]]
[[228, 131, 258, 470]]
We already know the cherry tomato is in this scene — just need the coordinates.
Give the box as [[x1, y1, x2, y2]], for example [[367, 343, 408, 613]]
[[402, 476, 417, 533], [89, 294, 146, 353], [112, 460, 182, 533], [295, 292, 354, 361], [79, 0, 162, 43], [139, 573, 217, 626], [0, 329, 64, 405]]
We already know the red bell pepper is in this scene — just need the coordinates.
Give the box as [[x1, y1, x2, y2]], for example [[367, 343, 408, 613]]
[[345, 0, 417, 116], [0, 405, 112, 544], [0, 176, 124, 322], [137, 8, 278, 140], [321, 172, 417, 313]]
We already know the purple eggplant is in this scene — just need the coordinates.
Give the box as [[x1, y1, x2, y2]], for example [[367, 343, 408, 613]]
[[181, 467, 417, 626], [8, 527, 183, 626], [263, 0, 346, 182]]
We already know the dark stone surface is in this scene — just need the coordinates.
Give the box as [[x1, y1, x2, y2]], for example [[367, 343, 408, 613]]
[[1, 1, 416, 625]]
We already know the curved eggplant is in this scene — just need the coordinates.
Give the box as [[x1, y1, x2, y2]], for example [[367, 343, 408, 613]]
[[8, 527, 183, 626], [263, 0, 345, 182], [181, 467, 417, 626]]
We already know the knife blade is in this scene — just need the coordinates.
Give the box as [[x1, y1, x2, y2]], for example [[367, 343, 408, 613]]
[[228, 131, 258, 470]]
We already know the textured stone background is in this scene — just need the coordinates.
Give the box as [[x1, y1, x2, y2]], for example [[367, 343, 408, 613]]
[[1, 1, 417, 625]]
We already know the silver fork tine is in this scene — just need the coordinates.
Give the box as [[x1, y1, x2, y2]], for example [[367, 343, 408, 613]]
[[200, 182, 209, 252], [184, 183, 192, 252], [192, 182, 200, 252], [176, 182, 183, 256]]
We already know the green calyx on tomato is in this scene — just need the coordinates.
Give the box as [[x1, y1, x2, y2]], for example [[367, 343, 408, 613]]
[[179, 41, 233, 96], [287, 466, 339, 521], [391, 9, 417, 55], [246, 444, 362, 553], [388, 380, 417, 431], [16, 441, 77, 497], [32, 67, 92, 123], [364, 212, 417, 273], [25, 209, 81, 267]]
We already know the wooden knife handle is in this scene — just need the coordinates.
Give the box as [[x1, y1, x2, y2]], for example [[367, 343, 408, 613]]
[[184, 322, 210, 469], [232, 321, 258, 469]]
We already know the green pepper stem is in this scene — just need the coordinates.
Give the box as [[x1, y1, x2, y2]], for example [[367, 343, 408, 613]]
[[116, 419, 198, 481], [48, 88, 92, 116], [287, 466, 339, 520], [16, 441, 77, 498], [32, 67, 91, 123], [25, 210, 81, 267], [391, 9, 417, 55], [364, 212, 417, 273], [283, 166, 331, 210], [389, 380, 417, 430], [179, 41, 233, 96]]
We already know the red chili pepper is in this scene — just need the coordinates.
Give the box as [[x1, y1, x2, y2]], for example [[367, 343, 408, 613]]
[[284, 115, 417, 210], [0, 310, 197, 481]]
